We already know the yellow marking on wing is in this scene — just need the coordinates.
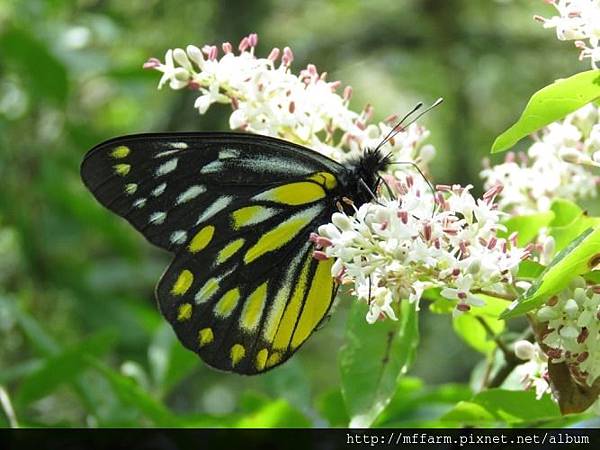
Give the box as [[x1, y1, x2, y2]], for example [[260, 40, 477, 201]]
[[171, 269, 194, 296], [110, 145, 130, 159], [255, 348, 269, 371], [272, 254, 312, 350], [231, 205, 273, 229], [254, 182, 325, 205], [291, 259, 334, 349], [216, 238, 245, 265], [177, 303, 193, 321], [230, 344, 246, 367], [195, 277, 219, 304], [266, 352, 282, 368], [307, 171, 337, 190], [124, 183, 137, 195], [244, 214, 314, 264], [113, 163, 131, 176], [214, 288, 241, 318], [198, 328, 214, 347], [240, 282, 268, 332], [188, 225, 215, 253]]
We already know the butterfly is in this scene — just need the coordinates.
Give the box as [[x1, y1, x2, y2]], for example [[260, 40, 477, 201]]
[[81, 131, 391, 375]]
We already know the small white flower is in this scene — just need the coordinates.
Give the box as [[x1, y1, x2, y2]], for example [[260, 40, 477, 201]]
[[536, 0, 600, 68], [537, 278, 600, 386], [481, 104, 600, 215]]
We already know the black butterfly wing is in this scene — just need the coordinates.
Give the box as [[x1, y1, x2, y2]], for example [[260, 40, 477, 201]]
[[81, 132, 344, 374]]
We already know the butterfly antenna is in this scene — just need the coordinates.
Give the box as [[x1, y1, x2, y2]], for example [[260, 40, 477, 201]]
[[375, 102, 423, 152], [379, 98, 444, 157]]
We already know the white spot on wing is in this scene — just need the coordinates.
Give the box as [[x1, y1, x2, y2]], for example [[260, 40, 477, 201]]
[[219, 149, 240, 160], [176, 185, 206, 204], [149, 211, 167, 225], [169, 142, 188, 149], [156, 158, 178, 176], [151, 182, 167, 197], [133, 198, 146, 208], [170, 230, 187, 245], [196, 196, 233, 225], [155, 149, 180, 158], [200, 160, 224, 174]]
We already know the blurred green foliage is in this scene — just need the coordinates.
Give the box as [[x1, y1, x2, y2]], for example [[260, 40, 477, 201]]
[[0, 0, 595, 427]]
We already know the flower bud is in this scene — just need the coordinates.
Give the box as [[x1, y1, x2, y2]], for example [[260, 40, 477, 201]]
[[419, 144, 436, 163], [537, 306, 559, 321], [563, 298, 579, 318], [559, 325, 579, 339], [514, 340, 535, 360], [173, 48, 192, 70], [332, 212, 352, 231], [186, 45, 205, 68]]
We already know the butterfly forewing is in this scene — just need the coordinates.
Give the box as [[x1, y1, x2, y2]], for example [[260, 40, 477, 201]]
[[81, 132, 345, 374]]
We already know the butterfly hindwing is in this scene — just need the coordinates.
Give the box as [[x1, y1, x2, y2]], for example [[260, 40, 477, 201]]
[[81, 132, 345, 374]]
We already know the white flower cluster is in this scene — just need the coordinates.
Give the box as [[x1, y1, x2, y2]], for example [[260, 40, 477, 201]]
[[535, 0, 600, 68], [536, 276, 600, 387], [513, 340, 552, 399], [481, 104, 600, 215], [144, 34, 434, 167], [315, 181, 528, 323]]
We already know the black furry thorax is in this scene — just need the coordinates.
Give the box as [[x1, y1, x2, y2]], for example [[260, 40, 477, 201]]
[[339, 147, 391, 208]]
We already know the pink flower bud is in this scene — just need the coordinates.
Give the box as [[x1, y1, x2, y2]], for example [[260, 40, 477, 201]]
[[248, 33, 258, 47], [202, 45, 218, 60], [343, 86, 353, 101], [238, 37, 249, 52], [313, 250, 329, 261], [397, 210, 408, 224], [268, 47, 280, 62], [329, 80, 341, 91], [143, 57, 161, 69], [422, 222, 432, 241], [282, 46, 294, 66], [222, 42, 233, 53]]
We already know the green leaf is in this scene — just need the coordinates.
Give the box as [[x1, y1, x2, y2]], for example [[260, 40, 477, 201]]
[[315, 389, 350, 427], [499, 212, 554, 246], [0, 27, 69, 105], [492, 70, 600, 153], [441, 389, 561, 425], [501, 227, 600, 319], [452, 294, 507, 354], [517, 260, 545, 280], [453, 313, 504, 354], [148, 323, 198, 397], [88, 358, 179, 426], [16, 332, 115, 405], [373, 378, 472, 427], [339, 300, 419, 428], [547, 200, 600, 252], [550, 198, 584, 227], [235, 399, 311, 427]]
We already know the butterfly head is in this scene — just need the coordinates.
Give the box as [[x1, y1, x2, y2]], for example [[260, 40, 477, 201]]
[[344, 147, 391, 207]]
